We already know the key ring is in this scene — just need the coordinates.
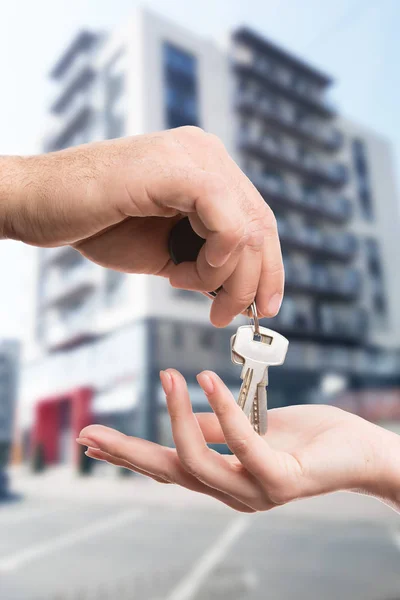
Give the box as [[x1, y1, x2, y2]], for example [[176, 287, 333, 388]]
[[248, 301, 260, 337]]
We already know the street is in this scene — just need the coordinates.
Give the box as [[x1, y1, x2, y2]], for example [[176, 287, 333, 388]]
[[0, 466, 399, 600]]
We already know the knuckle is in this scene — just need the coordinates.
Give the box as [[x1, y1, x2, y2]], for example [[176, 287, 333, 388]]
[[236, 289, 256, 307], [228, 436, 251, 457], [206, 132, 225, 151], [178, 125, 205, 138], [200, 171, 226, 198], [262, 484, 293, 507], [264, 206, 278, 233], [180, 455, 204, 479], [213, 400, 233, 420]]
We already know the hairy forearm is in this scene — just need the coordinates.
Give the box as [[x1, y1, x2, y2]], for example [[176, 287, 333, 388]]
[[0, 155, 29, 241]]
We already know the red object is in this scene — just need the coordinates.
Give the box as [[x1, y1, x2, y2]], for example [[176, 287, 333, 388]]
[[32, 387, 94, 465]]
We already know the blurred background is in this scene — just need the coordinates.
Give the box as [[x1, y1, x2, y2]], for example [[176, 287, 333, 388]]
[[0, 1, 400, 598]]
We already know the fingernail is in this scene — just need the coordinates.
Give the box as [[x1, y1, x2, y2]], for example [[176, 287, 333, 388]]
[[85, 449, 99, 458], [160, 370, 172, 395], [76, 437, 100, 450], [206, 249, 231, 268], [197, 372, 214, 395], [267, 293, 282, 317]]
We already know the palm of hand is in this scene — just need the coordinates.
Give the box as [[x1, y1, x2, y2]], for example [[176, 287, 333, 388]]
[[79, 370, 379, 513], [216, 405, 373, 503]]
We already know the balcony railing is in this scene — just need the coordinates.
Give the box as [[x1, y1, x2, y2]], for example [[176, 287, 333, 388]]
[[276, 218, 358, 261], [43, 97, 94, 152], [238, 130, 348, 187], [267, 305, 368, 344], [44, 263, 100, 307], [233, 58, 336, 117], [43, 246, 80, 265], [236, 92, 343, 151], [249, 171, 352, 223], [318, 307, 368, 342], [284, 261, 361, 299]]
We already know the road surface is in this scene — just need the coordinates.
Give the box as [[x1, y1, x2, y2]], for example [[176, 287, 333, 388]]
[[0, 466, 399, 600]]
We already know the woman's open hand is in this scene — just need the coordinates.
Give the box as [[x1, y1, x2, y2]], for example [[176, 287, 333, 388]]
[[77, 369, 400, 513]]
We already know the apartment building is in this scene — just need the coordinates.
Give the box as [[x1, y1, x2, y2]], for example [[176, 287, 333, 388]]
[[0, 340, 19, 494], [19, 8, 400, 466]]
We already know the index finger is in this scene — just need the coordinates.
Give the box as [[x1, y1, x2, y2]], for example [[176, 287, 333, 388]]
[[196, 371, 282, 485]]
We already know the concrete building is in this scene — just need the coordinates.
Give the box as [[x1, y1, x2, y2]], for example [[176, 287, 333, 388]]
[[19, 8, 400, 466], [0, 340, 19, 494]]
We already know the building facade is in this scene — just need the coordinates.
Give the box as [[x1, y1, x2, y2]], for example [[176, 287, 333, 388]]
[[0, 340, 19, 493], [20, 8, 400, 466]]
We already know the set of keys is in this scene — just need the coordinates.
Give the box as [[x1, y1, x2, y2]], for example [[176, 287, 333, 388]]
[[169, 217, 289, 436], [230, 301, 288, 435]]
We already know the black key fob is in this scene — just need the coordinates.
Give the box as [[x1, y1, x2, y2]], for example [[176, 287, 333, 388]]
[[168, 217, 206, 265], [168, 217, 220, 298]]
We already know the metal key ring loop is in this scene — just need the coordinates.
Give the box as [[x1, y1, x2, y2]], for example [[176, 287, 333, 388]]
[[248, 301, 260, 336]]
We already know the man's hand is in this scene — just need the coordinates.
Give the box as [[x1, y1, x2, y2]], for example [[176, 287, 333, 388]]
[[77, 369, 400, 514], [0, 127, 284, 326]]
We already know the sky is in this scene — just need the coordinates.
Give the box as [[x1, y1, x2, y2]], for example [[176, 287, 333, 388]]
[[0, 0, 399, 345]]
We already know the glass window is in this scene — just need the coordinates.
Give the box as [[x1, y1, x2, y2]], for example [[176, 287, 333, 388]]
[[163, 42, 199, 129], [373, 293, 386, 315], [352, 138, 373, 220], [105, 270, 126, 307], [104, 50, 126, 139], [174, 289, 205, 301], [365, 238, 383, 278]]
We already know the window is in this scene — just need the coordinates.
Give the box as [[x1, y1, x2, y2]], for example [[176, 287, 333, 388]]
[[365, 238, 383, 278], [173, 325, 184, 348], [174, 289, 205, 302], [262, 169, 285, 193], [352, 139, 373, 220], [294, 107, 308, 124], [164, 42, 199, 129], [373, 293, 387, 315], [104, 51, 126, 139], [302, 184, 319, 202], [199, 329, 216, 349], [105, 270, 126, 306]]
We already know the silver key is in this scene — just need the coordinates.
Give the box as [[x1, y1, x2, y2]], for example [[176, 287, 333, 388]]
[[231, 341, 268, 435], [250, 385, 268, 435], [231, 325, 289, 425]]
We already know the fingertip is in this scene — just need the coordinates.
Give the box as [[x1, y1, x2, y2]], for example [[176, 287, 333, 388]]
[[164, 368, 188, 391], [209, 302, 234, 328], [160, 370, 172, 395], [197, 371, 214, 395], [266, 293, 283, 318], [197, 371, 228, 396], [78, 424, 103, 440]]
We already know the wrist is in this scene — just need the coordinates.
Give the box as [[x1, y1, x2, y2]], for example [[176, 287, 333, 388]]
[[0, 155, 29, 241], [365, 425, 400, 510]]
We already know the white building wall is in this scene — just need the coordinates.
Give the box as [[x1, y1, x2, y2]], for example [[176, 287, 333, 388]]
[[134, 8, 236, 322], [337, 116, 400, 349]]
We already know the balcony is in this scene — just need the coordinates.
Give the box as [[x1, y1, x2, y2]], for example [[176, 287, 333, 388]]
[[353, 349, 400, 376], [249, 171, 352, 223], [267, 305, 368, 345], [43, 93, 94, 152], [45, 319, 98, 351], [276, 218, 358, 262], [233, 58, 336, 118], [43, 246, 81, 266], [50, 52, 96, 114], [44, 263, 100, 307], [318, 307, 368, 343], [236, 91, 343, 152], [284, 261, 361, 300], [238, 130, 348, 188]]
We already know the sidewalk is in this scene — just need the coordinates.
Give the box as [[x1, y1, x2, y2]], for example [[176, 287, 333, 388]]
[[6, 464, 399, 525]]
